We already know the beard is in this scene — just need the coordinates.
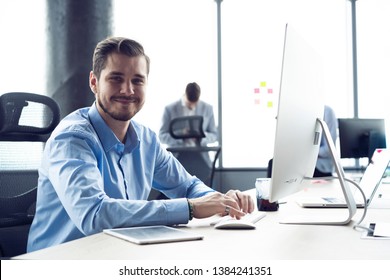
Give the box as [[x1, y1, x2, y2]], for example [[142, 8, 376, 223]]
[[97, 93, 143, 122]]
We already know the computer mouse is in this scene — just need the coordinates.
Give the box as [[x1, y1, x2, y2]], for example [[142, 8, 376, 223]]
[[214, 219, 256, 230]]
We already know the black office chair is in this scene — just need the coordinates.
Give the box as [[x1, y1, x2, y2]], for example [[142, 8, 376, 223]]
[[167, 116, 221, 188], [0, 92, 60, 258], [169, 115, 206, 146]]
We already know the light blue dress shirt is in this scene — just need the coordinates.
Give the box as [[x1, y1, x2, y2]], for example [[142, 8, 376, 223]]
[[27, 103, 214, 252], [316, 105, 338, 174]]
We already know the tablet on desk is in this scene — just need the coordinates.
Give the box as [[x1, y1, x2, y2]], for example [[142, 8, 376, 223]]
[[103, 225, 203, 245]]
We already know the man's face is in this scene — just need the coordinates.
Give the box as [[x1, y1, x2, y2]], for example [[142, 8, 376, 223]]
[[89, 52, 148, 123], [184, 98, 198, 110]]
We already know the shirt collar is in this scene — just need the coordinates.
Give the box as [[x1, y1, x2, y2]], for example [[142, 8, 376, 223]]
[[87, 103, 139, 153], [181, 96, 196, 116]]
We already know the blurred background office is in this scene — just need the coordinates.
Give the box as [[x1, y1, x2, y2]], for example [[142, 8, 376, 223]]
[[159, 82, 218, 147], [1, 0, 389, 188]]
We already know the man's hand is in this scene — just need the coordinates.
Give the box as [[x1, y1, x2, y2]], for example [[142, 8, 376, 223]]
[[225, 189, 254, 214], [189, 190, 255, 219]]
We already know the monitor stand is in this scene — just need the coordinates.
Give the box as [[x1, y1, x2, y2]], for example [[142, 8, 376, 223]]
[[279, 118, 358, 225]]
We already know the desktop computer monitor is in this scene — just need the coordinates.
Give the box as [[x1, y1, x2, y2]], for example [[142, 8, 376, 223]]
[[269, 24, 324, 203], [338, 118, 387, 160], [268, 24, 357, 225]]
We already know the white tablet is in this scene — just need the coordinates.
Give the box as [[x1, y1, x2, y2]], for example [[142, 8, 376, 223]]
[[103, 225, 203, 245]]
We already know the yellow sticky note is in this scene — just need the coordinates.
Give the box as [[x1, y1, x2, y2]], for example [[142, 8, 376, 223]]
[[260, 81, 267, 87]]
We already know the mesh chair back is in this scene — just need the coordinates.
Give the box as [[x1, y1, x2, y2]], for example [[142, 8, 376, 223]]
[[0, 92, 60, 257], [0, 92, 60, 141], [169, 115, 205, 144]]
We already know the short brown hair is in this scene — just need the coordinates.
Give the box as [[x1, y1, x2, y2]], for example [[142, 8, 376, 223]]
[[185, 82, 201, 102], [92, 37, 150, 79]]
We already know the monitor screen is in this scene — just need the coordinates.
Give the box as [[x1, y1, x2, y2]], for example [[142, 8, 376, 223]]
[[338, 118, 387, 160], [269, 24, 324, 203]]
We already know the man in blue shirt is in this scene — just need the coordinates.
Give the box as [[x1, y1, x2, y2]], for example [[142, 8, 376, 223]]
[[314, 105, 338, 177], [27, 37, 254, 252]]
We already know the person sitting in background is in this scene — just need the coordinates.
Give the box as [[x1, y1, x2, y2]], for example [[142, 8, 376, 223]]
[[314, 105, 338, 177], [159, 82, 218, 147], [267, 105, 338, 178], [27, 37, 253, 252]]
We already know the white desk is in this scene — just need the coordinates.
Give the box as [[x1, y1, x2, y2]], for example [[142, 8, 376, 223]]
[[14, 180, 390, 260]]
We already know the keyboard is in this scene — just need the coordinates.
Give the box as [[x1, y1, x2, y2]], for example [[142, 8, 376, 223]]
[[211, 211, 266, 229], [322, 197, 346, 204]]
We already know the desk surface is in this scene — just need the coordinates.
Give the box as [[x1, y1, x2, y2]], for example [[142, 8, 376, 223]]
[[15, 180, 390, 260]]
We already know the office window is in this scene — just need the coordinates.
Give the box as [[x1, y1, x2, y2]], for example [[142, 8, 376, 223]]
[[1, 1, 388, 170], [221, 0, 350, 167], [113, 0, 218, 134], [356, 1, 390, 126], [112, 0, 353, 168], [0, 0, 46, 94]]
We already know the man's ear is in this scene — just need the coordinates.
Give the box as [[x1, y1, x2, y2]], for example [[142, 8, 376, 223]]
[[89, 71, 98, 94]]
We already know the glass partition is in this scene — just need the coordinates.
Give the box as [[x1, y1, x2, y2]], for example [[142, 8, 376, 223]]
[[221, 0, 350, 167], [1, 0, 388, 170]]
